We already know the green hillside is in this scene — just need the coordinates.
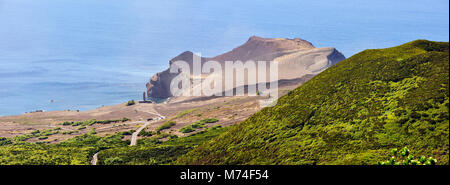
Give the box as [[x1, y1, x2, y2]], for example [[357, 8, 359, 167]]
[[96, 127, 227, 165], [176, 40, 449, 165]]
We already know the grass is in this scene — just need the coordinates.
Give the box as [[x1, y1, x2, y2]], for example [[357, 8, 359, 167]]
[[0, 132, 129, 165], [153, 108, 200, 132], [96, 127, 228, 165], [11, 128, 61, 142], [155, 121, 176, 131], [138, 130, 155, 137], [60, 118, 130, 127], [179, 118, 219, 133], [175, 108, 198, 119]]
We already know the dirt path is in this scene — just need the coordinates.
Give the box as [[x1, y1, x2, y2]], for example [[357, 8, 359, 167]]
[[91, 152, 98, 165], [130, 121, 152, 146], [90, 108, 163, 165], [130, 105, 163, 146]]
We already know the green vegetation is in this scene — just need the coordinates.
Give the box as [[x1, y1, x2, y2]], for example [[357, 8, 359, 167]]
[[0, 138, 12, 146], [126, 100, 135, 106], [88, 128, 97, 135], [137, 138, 163, 145], [120, 130, 135, 135], [138, 130, 155, 137], [153, 108, 204, 133], [0, 116, 227, 165], [179, 118, 219, 133], [179, 126, 195, 133], [60, 118, 130, 127], [155, 121, 176, 131], [169, 135, 179, 139], [62, 130, 78, 135], [96, 127, 228, 165], [176, 40, 449, 165], [378, 147, 437, 165], [155, 108, 199, 133], [104, 157, 124, 165], [11, 128, 60, 142], [0, 132, 129, 165], [175, 108, 198, 119], [200, 118, 219, 123], [77, 126, 86, 130], [207, 125, 222, 131], [154, 133, 171, 139]]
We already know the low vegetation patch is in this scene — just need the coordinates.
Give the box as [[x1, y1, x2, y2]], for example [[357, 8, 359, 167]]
[[0, 132, 129, 165], [138, 130, 155, 137], [125, 100, 135, 106], [97, 127, 228, 165], [11, 128, 60, 142], [179, 118, 219, 133], [175, 108, 198, 119], [378, 147, 437, 165], [60, 118, 130, 127], [156, 121, 176, 132], [0, 117, 228, 165]]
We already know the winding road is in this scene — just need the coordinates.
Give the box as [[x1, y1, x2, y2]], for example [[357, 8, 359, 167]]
[[91, 153, 99, 165], [130, 121, 153, 146], [90, 107, 163, 165]]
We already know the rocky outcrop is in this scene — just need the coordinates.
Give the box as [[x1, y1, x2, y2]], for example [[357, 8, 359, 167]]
[[146, 51, 206, 99], [146, 36, 345, 99]]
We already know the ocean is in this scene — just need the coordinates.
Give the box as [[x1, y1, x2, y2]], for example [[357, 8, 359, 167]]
[[0, 0, 448, 116]]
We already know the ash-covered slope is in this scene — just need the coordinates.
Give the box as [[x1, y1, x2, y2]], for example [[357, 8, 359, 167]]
[[146, 36, 345, 99]]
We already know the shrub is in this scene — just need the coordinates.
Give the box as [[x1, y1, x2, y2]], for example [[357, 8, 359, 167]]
[[207, 125, 222, 131], [88, 128, 97, 135], [38, 136, 48, 140], [121, 130, 135, 135], [71, 121, 83, 126], [155, 133, 170, 139], [126, 100, 135, 106], [175, 108, 198, 118], [191, 122, 205, 129], [62, 131, 77, 135], [0, 137, 12, 146], [61, 121, 72, 126], [137, 138, 163, 145], [179, 126, 195, 133], [156, 121, 176, 131], [195, 118, 219, 124], [378, 147, 438, 165], [179, 118, 219, 133], [138, 130, 154, 137], [104, 157, 124, 165], [59, 118, 130, 127]]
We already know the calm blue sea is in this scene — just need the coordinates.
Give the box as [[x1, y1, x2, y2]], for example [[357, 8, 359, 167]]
[[0, 0, 448, 116]]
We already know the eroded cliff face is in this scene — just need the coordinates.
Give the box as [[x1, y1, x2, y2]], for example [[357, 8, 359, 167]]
[[146, 36, 345, 99], [146, 51, 206, 99]]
